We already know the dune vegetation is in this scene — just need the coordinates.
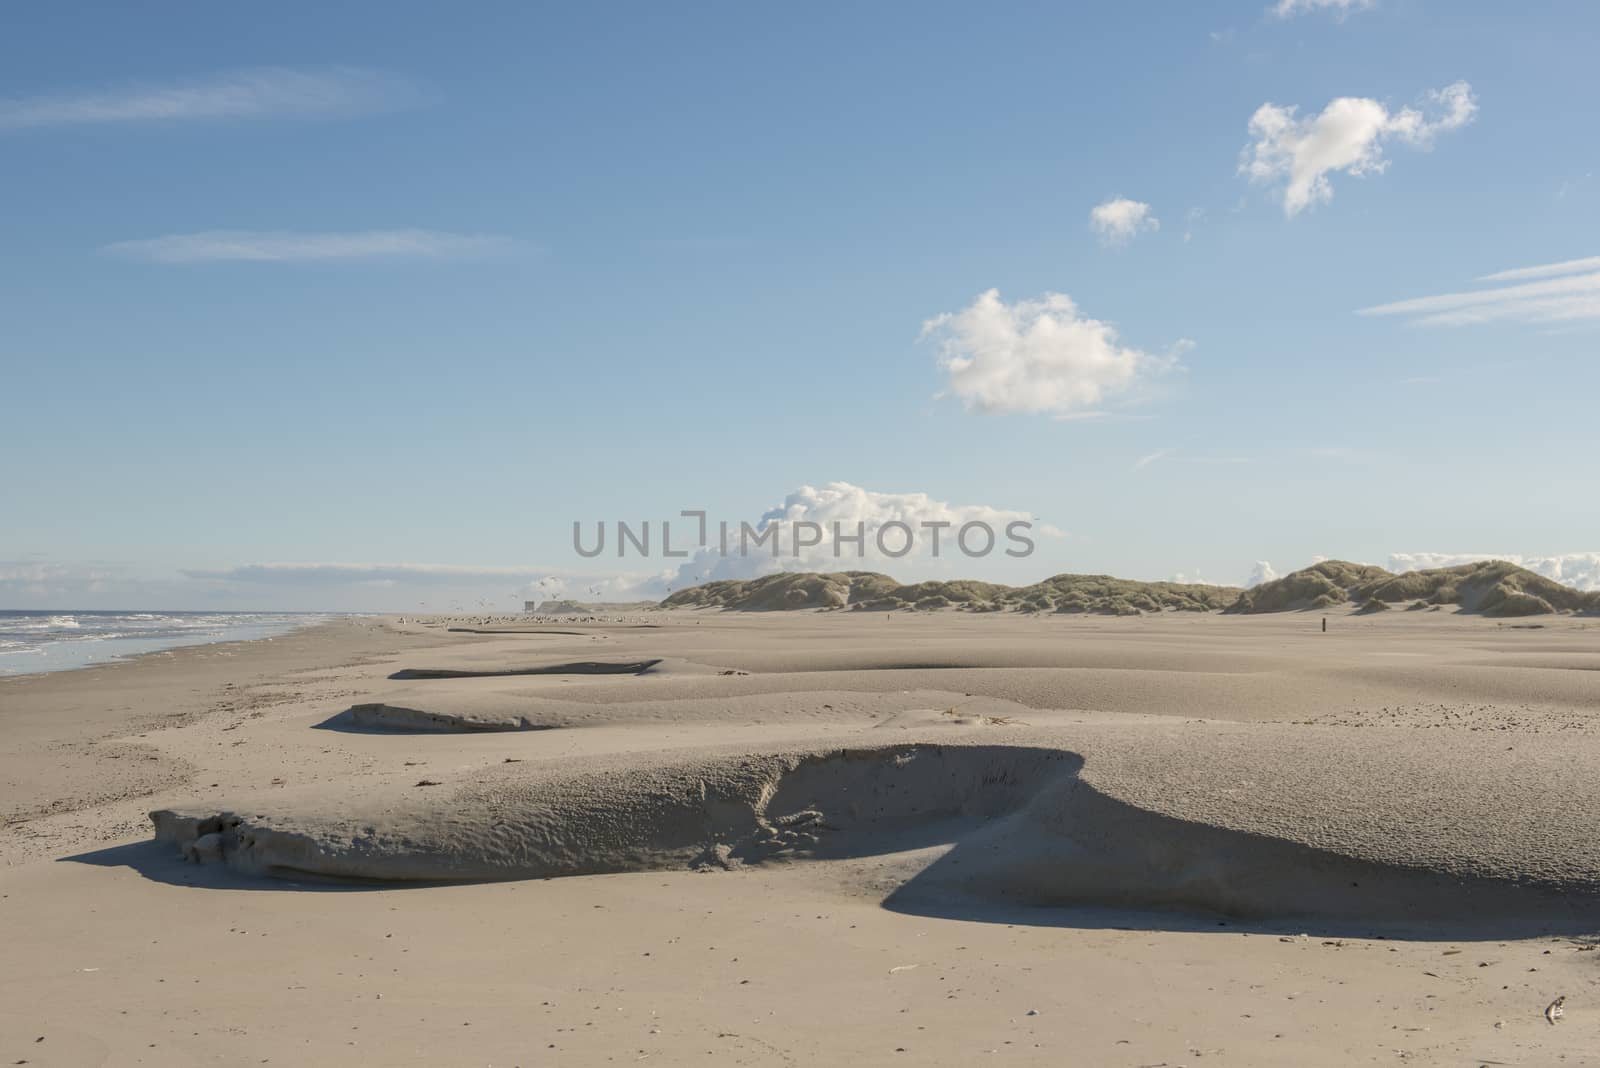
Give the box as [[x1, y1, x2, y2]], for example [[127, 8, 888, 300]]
[[659, 570, 1239, 615], [1225, 559, 1600, 617], [660, 560, 1600, 617]]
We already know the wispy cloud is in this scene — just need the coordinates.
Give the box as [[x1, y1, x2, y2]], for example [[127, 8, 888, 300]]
[[1240, 82, 1476, 216], [180, 563, 570, 588], [1478, 256, 1600, 283], [101, 229, 515, 264], [1135, 448, 1253, 471], [175, 561, 658, 609], [0, 67, 415, 131], [1357, 256, 1600, 327], [1134, 448, 1176, 471], [1268, 0, 1374, 19]]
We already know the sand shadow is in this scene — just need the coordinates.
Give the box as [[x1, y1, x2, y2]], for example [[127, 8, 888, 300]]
[[879, 813, 1600, 942], [444, 628, 590, 635], [387, 658, 662, 680], [883, 874, 1600, 943], [310, 706, 559, 734], [59, 840, 459, 893], [63, 839, 1600, 942]]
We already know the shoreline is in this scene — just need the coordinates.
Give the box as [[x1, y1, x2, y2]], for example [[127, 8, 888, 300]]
[[0, 609, 347, 679], [0, 617, 432, 866]]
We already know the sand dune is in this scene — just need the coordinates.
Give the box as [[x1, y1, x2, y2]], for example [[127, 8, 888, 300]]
[[658, 560, 1600, 618], [1229, 559, 1600, 616], [151, 721, 1600, 925], [662, 570, 1238, 614]]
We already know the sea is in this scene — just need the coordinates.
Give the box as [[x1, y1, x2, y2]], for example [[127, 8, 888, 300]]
[[0, 610, 335, 676]]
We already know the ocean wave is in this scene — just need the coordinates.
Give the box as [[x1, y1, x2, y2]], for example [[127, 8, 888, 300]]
[[0, 612, 332, 676]]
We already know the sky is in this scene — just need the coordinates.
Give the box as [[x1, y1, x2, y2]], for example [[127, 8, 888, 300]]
[[3, 0, 1598, 610]]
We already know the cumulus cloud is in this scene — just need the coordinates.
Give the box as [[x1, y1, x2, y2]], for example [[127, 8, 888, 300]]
[[0, 67, 415, 130], [102, 230, 515, 264], [1089, 197, 1159, 246], [648, 481, 1059, 593], [1269, 0, 1374, 19], [1246, 561, 1278, 587], [1240, 81, 1476, 216], [1388, 552, 1600, 592], [1357, 255, 1600, 327], [534, 481, 1050, 602], [923, 289, 1183, 416]]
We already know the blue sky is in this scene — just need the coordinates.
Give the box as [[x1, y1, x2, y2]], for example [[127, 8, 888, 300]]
[[4, 1, 1598, 610]]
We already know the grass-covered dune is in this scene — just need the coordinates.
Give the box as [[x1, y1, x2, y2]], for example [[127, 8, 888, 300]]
[[660, 561, 1600, 618], [1226, 559, 1600, 617], [659, 570, 1239, 615]]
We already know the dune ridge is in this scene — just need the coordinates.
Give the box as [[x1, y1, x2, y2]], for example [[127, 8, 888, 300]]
[[661, 570, 1238, 615], [150, 724, 1600, 926], [659, 561, 1600, 617], [1227, 559, 1600, 616]]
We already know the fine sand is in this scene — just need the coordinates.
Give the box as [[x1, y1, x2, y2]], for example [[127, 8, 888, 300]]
[[3, 609, 1599, 1065]]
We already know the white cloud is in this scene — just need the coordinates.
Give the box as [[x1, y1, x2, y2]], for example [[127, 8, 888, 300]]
[[1134, 448, 1175, 471], [0, 67, 414, 130], [923, 289, 1182, 416], [180, 563, 561, 585], [1478, 256, 1600, 283], [1245, 561, 1278, 587], [1387, 553, 1600, 592], [1269, 0, 1375, 18], [1240, 81, 1476, 216], [1169, 570, 1210, 584], [177, 561, 665, 611], [1357, 256, 1600, 327], [1135, 448, 1254, 471], [0, 560, 119, 599], [1089, 197, 1159, 246], [655, 481, 1057, 593], [101, 230, 515, 264]]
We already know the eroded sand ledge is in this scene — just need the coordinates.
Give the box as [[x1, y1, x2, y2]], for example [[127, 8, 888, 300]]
[[151, 731, 1600, 926]]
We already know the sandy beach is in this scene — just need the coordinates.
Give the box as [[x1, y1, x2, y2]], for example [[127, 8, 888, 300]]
[[3, 609, 1598, 1066], [10, 3, 1599, 1063]]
